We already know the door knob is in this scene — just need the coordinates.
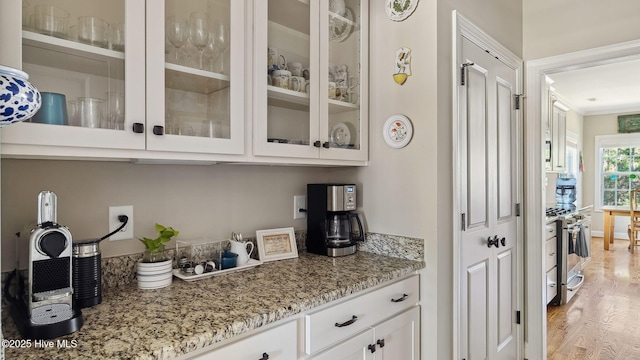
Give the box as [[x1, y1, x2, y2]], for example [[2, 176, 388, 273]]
[[487, 235, 499, 248], [500, 237, 506, 247]]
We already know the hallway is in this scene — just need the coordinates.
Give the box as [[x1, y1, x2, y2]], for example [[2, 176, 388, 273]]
[[547, 237, 640, 359]]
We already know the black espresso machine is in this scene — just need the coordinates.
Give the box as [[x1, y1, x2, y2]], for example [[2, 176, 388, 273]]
[[306, 184, 364, 257], [4, 191, 83, 339]]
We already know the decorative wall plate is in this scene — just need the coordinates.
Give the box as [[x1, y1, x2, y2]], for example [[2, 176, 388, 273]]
[[383, 114, 413, 148], [385, 0, 419, 22]]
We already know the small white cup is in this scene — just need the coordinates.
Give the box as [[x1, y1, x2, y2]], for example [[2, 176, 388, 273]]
[[268, 47, 287, 70], [290, 76, 305, 92], [328, 81, 337, 99]]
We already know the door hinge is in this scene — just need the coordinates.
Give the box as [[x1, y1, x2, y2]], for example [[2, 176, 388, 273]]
[[516, 310, 521, 324], [461, 213, 466, 231], [515, 203, 521, 217], [460, 62, 474, 86], [514, 94, 524, 110]]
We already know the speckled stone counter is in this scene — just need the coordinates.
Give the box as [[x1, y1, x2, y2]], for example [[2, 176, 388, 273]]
[[3, 251, 424, 360]]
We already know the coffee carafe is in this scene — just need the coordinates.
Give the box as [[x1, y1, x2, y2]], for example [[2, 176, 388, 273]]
[[307, 184, 364, 257]]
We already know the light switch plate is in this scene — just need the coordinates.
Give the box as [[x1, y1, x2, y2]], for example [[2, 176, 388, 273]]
[[294, 195, 306, 219]]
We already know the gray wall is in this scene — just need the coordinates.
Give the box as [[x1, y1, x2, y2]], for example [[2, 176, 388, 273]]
[[2, 160, 333, 270], [523, 0, 640, 60]]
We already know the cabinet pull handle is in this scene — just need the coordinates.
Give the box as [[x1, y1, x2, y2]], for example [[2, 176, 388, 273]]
[[549, 252, 556, 256], [368, 344, 376, 353], [313, 140, 321, 148], [153, 125, 164, 135], [322, 141, 330, 149], [487, 235, 499, 248], [391, 294, 409, 303], [376, 339, 385, 348], [132, 122, 144, 133], [549, 282, 556, 288], [335, 315, 358, 328]]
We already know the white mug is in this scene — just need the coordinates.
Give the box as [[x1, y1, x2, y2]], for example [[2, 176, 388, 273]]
[[272, 69, 291, 88], [268, 47, 287, 70], [289, 62, 303, 77], [290, 76, 305, 92]]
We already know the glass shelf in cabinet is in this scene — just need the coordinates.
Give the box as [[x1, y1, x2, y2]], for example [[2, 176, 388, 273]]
[[267, 85, 310, 111], [328, 99, 358, 114], [23, 31, 124, 79], [165, 64, 230, 95]]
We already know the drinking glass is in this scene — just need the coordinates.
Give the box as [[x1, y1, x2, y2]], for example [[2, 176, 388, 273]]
[[166, 16, 188, 64], [188, 11, 210, 70]]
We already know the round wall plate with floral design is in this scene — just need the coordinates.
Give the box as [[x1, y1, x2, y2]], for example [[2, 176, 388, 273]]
[[385, 0, 419, 22], [382, 114, 413, 148]]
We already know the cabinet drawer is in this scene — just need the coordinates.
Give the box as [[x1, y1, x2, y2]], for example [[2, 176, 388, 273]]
[[545, 237, 557, 272], [545, 223, 557, 240], [304, 275, 419, 355], [189, 321, 297, 360], [546, 267, 558, 304]]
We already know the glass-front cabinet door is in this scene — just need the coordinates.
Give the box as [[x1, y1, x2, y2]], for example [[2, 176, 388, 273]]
[[146, 0, 244, 155], [254, 0, 368, 161], [1, 0, 146, 152]]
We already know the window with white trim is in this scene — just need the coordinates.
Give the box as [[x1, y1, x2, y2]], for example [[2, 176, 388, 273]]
[[595, 134, 640, 208]]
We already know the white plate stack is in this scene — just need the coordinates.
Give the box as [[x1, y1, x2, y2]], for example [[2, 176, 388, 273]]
[[136, 259, 173, 290]]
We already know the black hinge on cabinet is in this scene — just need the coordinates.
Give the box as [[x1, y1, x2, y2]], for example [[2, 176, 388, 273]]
[[461, 213, 466, 231], [515, 203, 521, 217], [460, 62, 474, 85], [516, 310, 521, 324], [514, 94, 524, 110]]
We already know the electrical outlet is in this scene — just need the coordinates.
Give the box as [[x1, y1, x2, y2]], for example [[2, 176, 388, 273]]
[[294, 195, 306, 220], [109, 205, 133, 241]]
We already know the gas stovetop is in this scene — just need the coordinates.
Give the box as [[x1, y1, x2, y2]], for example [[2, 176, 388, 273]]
[[546, 206, 577, 218]]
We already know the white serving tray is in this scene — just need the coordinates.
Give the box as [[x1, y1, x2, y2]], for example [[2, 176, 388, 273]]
[[172, 259, 263, 282]]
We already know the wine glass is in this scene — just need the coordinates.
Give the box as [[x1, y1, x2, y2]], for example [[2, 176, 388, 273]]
[[204, 30, 221, 72], [188, 11, 210, 70], [166, 16, 187, 64], [212, 21, 229, 53]]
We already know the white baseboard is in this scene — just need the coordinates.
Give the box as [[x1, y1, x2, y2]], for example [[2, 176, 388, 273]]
[[592, 230, 628, 240]]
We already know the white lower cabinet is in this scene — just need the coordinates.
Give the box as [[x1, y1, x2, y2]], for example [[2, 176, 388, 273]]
[[309, 307, 420, 360], [190, 320, 297, 360], [186, 275, 420, 360]]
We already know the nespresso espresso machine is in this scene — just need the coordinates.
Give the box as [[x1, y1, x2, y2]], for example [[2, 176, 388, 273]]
[[5, 191, 83, 339], [307, 184, 364, 257]]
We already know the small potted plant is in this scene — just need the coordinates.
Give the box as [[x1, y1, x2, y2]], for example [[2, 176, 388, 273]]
[[136, 223, 179, 290], [138, 223, 179, 263]]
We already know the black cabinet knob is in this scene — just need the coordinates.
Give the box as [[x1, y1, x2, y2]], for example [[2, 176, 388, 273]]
[[259, 353, 269, 360], [153, 125, 164, 135], [322, 142, 330, 148], [132, 123, 144, 133], [313, 140, 321, 148]]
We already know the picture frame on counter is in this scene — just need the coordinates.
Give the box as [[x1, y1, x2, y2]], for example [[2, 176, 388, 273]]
[[256, 227, 298, 262]]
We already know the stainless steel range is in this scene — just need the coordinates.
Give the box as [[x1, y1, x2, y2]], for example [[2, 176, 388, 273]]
[[546, 206, 592, 305]]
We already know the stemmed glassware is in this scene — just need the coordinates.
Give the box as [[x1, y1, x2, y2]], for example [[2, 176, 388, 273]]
[[188, 11, 210, 70], [166, 16, 187, 64]]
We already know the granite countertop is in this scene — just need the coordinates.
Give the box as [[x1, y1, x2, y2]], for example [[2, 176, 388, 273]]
[[3, 251, 424, 359]]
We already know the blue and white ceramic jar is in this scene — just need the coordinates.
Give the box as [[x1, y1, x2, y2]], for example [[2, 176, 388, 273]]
[[0, 64, 41, 127]]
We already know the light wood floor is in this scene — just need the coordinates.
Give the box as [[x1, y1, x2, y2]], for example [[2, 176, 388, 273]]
[[547, 237, 640, 359]]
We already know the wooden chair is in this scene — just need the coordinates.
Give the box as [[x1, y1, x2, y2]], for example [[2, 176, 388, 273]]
[[628, 189, 640, 253]]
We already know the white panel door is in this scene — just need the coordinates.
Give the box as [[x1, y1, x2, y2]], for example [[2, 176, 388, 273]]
[[458, 34, 520, 360], [309, 329, 374, 360], [374, 306, 420, 360]]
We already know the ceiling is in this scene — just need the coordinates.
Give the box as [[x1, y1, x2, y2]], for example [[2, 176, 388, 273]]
[[546, 58, 640, 115]]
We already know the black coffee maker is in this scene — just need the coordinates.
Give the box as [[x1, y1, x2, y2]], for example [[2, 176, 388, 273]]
[[306, 184, 364, 257], [4, 191, 83, 339]]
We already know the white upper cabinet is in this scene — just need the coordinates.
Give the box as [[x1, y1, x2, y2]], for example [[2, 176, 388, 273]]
[[253, 0, 369, 162], [146, 0, 244, 155], [2, 0, 146, 153], [2, 0, 244, 158]]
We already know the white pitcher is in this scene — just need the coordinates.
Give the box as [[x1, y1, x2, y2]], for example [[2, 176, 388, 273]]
[[229, 239, 254, 265]]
